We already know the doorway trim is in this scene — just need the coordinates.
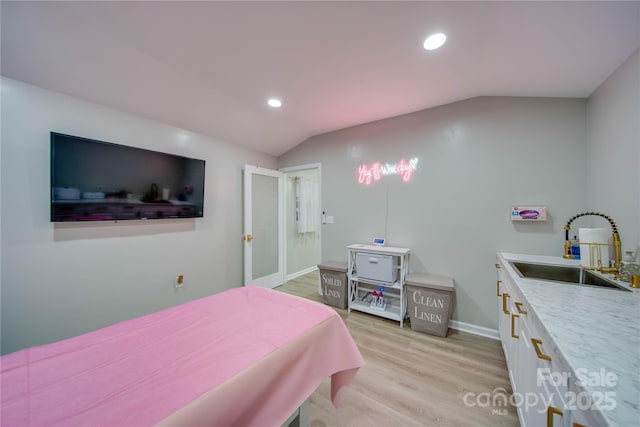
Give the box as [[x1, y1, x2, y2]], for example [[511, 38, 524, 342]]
[[280, 163, 322, 281]]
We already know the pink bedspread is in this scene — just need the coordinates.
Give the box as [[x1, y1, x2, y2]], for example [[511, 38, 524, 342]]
[[1, 287, 364, 426]]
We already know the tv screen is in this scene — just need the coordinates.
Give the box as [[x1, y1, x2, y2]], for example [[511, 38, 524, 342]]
[[50, 132, 205, 222]]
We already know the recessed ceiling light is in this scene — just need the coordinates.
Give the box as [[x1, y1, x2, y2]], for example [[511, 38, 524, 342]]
[[267, 98, 282, 108], [423, 33, 446, 51]]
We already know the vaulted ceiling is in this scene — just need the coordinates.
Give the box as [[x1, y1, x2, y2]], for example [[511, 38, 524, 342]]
[[2, 1, 639, 156]]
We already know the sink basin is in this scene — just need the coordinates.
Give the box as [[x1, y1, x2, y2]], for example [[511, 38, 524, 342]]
[[581, 270, 630, 291], [510, 261, 630, 292], [511, 262, 582, 283]]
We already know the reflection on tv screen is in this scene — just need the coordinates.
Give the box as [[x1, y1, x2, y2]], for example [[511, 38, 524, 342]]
[[50, 133, 205, 222]]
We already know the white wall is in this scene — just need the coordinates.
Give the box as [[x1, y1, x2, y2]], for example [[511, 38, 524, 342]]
[[4, 48, 636, 351], [0, 78, 276, 354], [279, 97, 588, 331], [587, 48, 640, 256]]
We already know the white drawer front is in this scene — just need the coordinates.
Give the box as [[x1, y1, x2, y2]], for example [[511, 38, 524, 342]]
[[355, 253, 398, 283]]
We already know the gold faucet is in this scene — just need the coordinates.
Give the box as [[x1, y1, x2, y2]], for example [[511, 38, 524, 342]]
[[563, 212, 622, 279]]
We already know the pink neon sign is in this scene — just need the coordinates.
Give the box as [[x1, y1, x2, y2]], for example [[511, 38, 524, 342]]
[[358, 157, 419, 185]]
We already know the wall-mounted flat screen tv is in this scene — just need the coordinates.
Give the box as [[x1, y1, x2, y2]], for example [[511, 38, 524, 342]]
[[50, 132, 205, 222]]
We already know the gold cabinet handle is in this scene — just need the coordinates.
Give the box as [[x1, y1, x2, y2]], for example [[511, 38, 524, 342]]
[[515, 302, 528, 314], [532, 338, 552, 361], [242, 234, 254, 242], [497, 280, 502, 297], [511, 314, 519, 339], [502, 293, 510, 314], [547, 405, 563, 427], [495, 263, 501, 269]]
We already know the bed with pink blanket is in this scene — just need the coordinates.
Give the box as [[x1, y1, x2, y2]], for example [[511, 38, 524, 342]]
[[1, 287, 364, 426]]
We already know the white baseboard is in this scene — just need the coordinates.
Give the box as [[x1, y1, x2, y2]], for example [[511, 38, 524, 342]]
[[286, 265, 318, 281], [449, 319, 500, 341]]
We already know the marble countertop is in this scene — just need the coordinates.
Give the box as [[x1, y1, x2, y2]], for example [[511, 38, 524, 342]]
[[498, 252, 640, 427]]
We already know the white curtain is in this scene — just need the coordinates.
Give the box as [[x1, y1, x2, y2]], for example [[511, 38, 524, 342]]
[[295, 178, 318, 233]]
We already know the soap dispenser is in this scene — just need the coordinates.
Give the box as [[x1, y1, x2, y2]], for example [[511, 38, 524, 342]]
[[620, 251, 640, 283], [570, 235, 581, 259]]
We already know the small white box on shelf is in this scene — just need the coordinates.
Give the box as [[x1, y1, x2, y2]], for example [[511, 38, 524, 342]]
[[355, 252, 398, 283]]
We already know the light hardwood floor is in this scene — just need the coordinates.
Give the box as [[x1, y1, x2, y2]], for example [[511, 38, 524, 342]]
[[275, 271, 520, 427]]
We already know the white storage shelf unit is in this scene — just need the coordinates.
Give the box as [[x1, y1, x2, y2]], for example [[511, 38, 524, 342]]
[[346, 244, 410, 327]]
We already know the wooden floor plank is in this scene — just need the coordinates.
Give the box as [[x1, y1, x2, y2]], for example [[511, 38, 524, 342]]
[[276, 271, 520, 427]]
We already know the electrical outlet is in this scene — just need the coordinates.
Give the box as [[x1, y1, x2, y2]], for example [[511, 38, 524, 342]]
[[176, 274, 185, 288]]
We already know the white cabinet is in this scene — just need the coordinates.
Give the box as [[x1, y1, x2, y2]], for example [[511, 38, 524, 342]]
[[496, 262, 507, 343], [347, 244, 410, 327], [520, 313, 571, 427], [496, 257, 602, 427], [496, 262, 524, 391]]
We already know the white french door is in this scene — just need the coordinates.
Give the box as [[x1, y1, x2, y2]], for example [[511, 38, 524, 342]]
[[243, 165, 285, 288]]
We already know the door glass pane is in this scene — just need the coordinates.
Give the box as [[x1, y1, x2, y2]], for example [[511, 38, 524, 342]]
[[252, 174, 278, 280]]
